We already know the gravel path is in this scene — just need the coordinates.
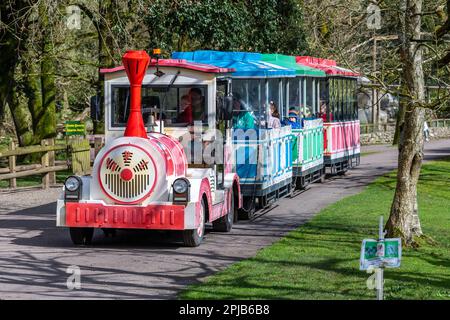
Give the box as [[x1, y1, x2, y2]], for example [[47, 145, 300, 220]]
[[0, 139, 449, 299]]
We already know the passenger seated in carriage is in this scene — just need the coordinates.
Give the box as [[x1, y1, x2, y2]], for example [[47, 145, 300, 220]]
[[177, 87, 206, 124], [318, 100, 332, 122], [282, 109, 302, 129], [268, 101, 281, 129], [232, 93, 257, 130]]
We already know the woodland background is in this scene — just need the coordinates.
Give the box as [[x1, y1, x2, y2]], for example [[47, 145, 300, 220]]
[[0, 0, 449, 146]]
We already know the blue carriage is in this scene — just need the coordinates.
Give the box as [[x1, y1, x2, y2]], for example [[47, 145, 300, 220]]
[[172, 50, 297, 217]]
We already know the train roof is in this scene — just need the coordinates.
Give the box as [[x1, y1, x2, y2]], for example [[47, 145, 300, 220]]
[[295, 56, 359, 77], [172, 50, 296, 78], [261, 54, 326, 77], [100, 58, 234, 74]]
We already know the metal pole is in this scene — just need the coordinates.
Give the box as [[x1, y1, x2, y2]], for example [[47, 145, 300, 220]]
[[377, 216, 384, 300]]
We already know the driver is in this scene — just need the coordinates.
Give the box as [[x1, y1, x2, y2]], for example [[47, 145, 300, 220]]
[[177, 88, 205, 124]]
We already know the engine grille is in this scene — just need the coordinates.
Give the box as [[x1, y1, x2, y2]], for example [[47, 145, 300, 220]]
[[104, 172, 151, 199], [99, 145, 156, 203]]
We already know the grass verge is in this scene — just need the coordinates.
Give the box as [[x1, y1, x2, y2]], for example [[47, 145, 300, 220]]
[[180, 158, 450, 300]]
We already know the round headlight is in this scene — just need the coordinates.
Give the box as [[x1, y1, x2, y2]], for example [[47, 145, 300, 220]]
[[65, 176, 80, 192], [173, 179, 189, 194]]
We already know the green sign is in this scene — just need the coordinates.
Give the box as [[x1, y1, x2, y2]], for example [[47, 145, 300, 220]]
[[65, 121, 85, 136], [360, 238, 402, 270]]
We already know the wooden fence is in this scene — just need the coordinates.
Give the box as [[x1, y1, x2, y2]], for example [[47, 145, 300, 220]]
[[0, 137, 91, 189]]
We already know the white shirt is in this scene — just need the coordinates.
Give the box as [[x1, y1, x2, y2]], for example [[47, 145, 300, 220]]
[[268, 116, 281, 129]]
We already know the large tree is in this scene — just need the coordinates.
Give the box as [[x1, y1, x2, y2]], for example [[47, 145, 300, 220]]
[[385, 0, 425, 244], [386, 0, 450, 245]]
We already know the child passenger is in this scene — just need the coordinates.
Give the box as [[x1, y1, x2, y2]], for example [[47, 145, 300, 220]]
[[268, 101, 281, 129]]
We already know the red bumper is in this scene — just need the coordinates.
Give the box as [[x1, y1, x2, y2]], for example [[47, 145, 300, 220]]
[[65, 202, 185, 230]]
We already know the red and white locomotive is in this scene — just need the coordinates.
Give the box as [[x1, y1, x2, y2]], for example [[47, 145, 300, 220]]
[[56, 50, 241, 247]]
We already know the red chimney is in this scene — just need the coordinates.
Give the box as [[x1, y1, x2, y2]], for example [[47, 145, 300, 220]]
[[122, 50, 150, 138]]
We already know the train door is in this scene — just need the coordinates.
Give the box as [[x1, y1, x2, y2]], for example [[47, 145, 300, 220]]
[[216, 79, 230, 189]]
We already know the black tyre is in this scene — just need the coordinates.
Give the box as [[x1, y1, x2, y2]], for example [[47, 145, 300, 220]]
[[238, 196, 256, 220], [296, 176, 306, 189], [69, 227, 94, 245], [319, 173, 326, 183], [102, 228, 116, 237], [212, 192, 235, 232], [183, 198, 206, 247]]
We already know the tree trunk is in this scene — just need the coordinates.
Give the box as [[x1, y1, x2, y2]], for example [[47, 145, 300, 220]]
[[94, 0, 116, 134], [385, 0, 425, 246], [7, 86, 34, 146], [0, 0, 33, 146], [36, 0, 57, 141]]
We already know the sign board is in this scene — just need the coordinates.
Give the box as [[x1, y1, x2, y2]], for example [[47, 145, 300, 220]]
[[65, 121, 85, 136], [360, 238, 401, 270]]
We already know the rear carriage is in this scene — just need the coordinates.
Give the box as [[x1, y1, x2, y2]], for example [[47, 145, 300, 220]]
[[296, 57, 360, 174]]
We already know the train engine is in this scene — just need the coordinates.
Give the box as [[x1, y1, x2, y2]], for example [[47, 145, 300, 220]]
[[56, 50, 241, 247]]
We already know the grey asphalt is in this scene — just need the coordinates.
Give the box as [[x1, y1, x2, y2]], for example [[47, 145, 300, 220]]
[[0, 139, 449, 299]]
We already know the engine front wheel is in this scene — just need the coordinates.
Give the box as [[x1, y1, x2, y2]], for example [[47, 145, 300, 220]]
[[182, 198, 206, 247], [69, 227, 94, 245]]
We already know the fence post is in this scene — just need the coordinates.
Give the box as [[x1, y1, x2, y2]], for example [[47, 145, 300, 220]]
[[41, 139, 49, 189], [94, 136, 103, 157], [48, 138, 56, 185], [8, 141, 17, 188]]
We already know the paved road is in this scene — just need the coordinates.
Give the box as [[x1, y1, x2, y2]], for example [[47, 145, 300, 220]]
[[0, 139, 449, 299]]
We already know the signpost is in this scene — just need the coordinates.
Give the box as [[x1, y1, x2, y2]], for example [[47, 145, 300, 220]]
[[65, 121, 85, 136], [360, 216, 402, 300]]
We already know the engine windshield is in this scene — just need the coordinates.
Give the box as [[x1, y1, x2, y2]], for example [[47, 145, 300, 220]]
[[111, 85, 208, 128]]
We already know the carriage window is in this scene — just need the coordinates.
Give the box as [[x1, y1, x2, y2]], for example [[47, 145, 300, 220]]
[[288, 78, 300, 115], [330, 79, 336, 122], [342, 80, 347, 120], [305, 78, 313, 118], [348, 80, 352, 120], [248, 79, 264, 112], [232, 79, 264, 127], [353, 80, 358, 119], [319, 79, 328, 117], [111, 85, 207, 127], [347, 79, 352, 120], [268, 78, 280, 108], [336, 79, 342, 121], [350, 79, 357, 120], [281, 79, 287, 118], [248, 79, 265, 122], [232, 79, 248, 106]]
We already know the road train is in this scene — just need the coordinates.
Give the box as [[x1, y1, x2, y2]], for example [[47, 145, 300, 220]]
[[56, 50, 360, 247]]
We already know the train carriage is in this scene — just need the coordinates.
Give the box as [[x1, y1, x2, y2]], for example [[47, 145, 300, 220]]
[[172, 51, 297, 217], [56, 48, 364, 248], [260, 54, 327, 188], [56, 50, 242, 247], [296, 57, 360, 174]]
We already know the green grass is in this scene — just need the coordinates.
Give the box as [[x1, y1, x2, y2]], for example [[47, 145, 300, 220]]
[[0, 170, 72, 188], [180, 158, 450, 300]]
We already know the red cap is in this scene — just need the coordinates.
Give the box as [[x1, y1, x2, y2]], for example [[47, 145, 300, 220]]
[[122, 50, 150, 138]]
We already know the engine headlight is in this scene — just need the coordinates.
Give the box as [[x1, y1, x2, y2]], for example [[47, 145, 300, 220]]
[[173, 179, 189, 194], [65, 176, 81, 192]]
